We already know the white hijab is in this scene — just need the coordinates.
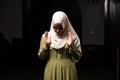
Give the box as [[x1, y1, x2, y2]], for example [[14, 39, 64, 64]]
[[43, 11, 81, 51]]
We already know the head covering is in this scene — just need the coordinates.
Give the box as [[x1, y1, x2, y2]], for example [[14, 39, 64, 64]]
[[43, 11, 81, 51]]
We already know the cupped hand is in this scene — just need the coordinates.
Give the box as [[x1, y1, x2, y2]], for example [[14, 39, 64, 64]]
[[44, 31, 51, 47], [66, 31, 72, 46]]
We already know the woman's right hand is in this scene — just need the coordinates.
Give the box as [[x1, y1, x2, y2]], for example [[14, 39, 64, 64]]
[[44, 31, 51, 47]]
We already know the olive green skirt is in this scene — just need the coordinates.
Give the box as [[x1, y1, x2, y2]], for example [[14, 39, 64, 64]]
[[44, 59, 78, 80]]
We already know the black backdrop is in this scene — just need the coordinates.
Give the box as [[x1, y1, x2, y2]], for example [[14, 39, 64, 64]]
[[23, 0, 119, 72], [0, 0, 119, 80], [23, 0, 82, 69], [23, 1, 119, 79]]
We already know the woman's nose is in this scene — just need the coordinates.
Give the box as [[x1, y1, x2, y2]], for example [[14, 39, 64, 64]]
[[56, 29, 60, 33]]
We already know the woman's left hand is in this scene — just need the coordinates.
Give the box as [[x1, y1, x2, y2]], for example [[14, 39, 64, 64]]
[[66, 32, 72, 46]]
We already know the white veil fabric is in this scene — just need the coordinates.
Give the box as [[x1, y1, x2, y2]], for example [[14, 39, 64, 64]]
[[43, 11, 82, 53]]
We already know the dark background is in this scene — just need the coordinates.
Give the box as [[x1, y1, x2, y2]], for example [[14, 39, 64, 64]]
[[0, 0, 119, 80]]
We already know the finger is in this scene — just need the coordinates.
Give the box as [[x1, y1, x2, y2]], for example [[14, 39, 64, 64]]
[[67, 32, 71, 38], [45, 31, 48, 38], [68, 31, 71, 36], [49, 36, 51, 42]]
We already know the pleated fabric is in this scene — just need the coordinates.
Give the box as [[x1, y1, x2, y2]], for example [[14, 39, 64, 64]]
[[44, 59, 78, 80]]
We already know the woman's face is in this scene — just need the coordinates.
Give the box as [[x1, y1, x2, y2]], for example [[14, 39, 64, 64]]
[[53, 23, 64, 36]]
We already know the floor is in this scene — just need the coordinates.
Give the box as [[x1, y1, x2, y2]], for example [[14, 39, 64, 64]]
[[0, 67, 114, 80]]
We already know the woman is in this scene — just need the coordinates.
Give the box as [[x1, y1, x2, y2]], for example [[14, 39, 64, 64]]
[[38, 11, 82, 80]]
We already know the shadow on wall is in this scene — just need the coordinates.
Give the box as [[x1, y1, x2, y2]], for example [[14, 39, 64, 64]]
[[0, 33, 40, 69], [0, 33, 11, 52], [0, 33, 11, 68], [0, 33, 26, 69]]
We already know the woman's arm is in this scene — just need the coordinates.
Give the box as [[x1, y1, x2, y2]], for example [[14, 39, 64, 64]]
[[66, 38, 82, 63], [38, 35, 49, 60]]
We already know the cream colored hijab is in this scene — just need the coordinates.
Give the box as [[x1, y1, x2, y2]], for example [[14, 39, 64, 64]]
[[44, 11, 81, 52]]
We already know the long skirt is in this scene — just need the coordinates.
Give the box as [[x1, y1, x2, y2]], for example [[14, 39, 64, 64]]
[[44, 59, 78, 80]]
